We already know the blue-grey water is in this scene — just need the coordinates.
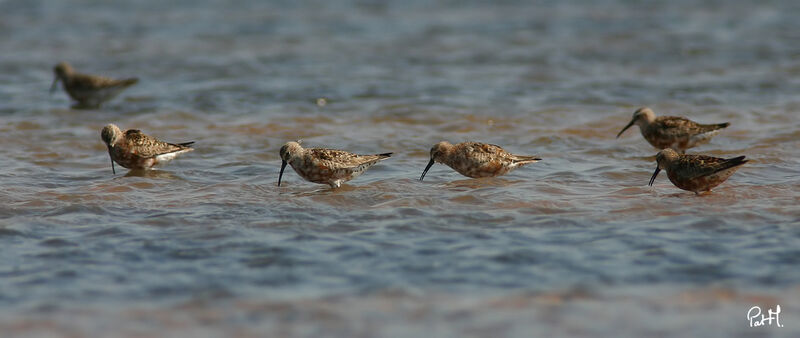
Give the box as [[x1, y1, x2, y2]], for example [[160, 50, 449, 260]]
[[1, 0, 799, 336]]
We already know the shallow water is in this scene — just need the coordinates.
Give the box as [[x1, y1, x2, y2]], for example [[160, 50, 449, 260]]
[[1, 0, 800, 336]]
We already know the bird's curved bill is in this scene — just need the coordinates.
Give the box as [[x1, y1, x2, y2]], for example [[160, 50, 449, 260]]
[[648, 167, 661, 186], [49, 77, 59, 94], [419, 158, 435, 181], [278, 160, 287, 186], [108, 150, 116, 175], [616, 119, 635, 139]]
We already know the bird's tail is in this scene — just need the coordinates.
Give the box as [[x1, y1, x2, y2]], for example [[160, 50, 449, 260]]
[[513, 155, 542, 165], [121, 78, 139, 87], [696, 121, 730, 135], [714, 155, 748, 174], [703, 122, 730, 130], [176, 141, 195, 148]]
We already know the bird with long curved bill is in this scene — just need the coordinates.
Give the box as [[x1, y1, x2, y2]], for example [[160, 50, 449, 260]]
[[617, 107, 729, 153], [100, 124, 194, 174], [420, 141, 541, 181], [51, 62, 138, 109], [649, 148, 747, 194], [278, 141, 391, 188]]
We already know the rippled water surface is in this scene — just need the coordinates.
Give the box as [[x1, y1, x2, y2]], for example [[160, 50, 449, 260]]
[[1, 0, 800, 336]]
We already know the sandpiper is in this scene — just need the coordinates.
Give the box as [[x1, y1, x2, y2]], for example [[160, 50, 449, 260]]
[[51, 62, 139, 108], [420, 141, 541, 180], [100, 124, 194, 174], [278, 141, 392, 188], [649, 148, 747, 194], [617, 107, 730, 153]]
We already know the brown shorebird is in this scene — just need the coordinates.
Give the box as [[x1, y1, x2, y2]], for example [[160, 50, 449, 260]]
[[51, 62, 139, 108], [420, 141, 541, 181], [617, 107, 730, 153], [649, 148, 747, 194], [100, 124, 194, 174], [278, 141, 392, 188]]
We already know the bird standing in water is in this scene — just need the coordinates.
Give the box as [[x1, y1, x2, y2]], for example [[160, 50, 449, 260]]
[[101, 124, 194, 174], [51, 62, 138, 108], [617, 107, 729, 153], [649, 148, 747, 194], [278, 141, 392, 188], [420, 141, 541, 181]]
